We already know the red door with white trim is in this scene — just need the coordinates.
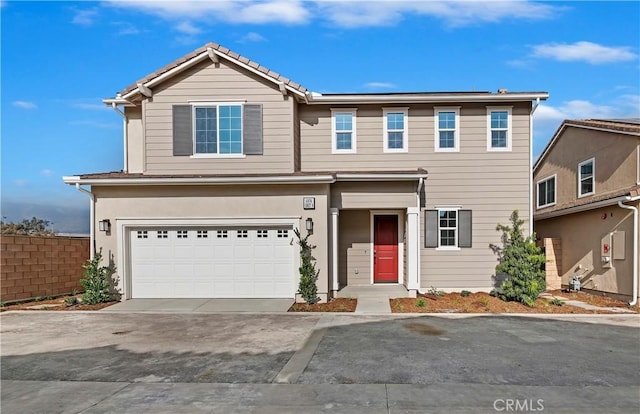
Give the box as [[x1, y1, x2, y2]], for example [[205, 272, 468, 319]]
[[374, 215, 398, 283]]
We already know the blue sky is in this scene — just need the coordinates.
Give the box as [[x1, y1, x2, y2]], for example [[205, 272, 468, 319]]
[[2, 0, 639, 232]]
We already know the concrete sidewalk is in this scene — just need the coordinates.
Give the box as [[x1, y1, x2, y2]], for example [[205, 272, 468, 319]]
[[3, 380, 639, 414], [100, 298, 294, 313]]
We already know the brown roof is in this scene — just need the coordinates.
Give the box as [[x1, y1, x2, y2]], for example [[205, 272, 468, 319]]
[[117, 42, 308, 97], [534, 184, 640, 220]]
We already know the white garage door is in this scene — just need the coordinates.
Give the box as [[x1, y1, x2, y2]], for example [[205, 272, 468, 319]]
[[129, 227, 295, 298]]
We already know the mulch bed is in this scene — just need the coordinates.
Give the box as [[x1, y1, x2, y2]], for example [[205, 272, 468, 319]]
[[548, 289, 637, 310], [390, 291, 639, 314], [289, 298, 357, 312], [1, 295, 118, 312]]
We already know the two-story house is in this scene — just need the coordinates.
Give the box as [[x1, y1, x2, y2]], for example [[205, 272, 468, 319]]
[[533, 119, 640, 304], [64, 42, 548, 302]]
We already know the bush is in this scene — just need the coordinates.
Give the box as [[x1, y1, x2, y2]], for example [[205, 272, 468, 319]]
[[80, 249, 116, 305], [460, 290, 471, 297], [492, 211, 546, 307], [294, 228, 320, 305], [416, 298, 426, 308], [65, 296, 79, 306]]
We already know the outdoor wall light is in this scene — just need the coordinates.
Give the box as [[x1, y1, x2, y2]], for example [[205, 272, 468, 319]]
[[98, 219, 111, 232], [305, 217, 314, 233]]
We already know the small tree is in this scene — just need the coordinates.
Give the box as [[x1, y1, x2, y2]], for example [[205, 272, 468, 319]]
[[1, 216, 55, 236], [294, 228, 320, 304], [492, 210, 546, 307], [80, 249, 116, 304]]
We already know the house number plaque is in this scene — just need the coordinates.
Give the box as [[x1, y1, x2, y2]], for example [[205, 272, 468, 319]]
[[303, 197, 315, 210]]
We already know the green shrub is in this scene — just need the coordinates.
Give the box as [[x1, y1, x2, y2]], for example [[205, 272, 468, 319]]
[[80, 249, 116, 305], [492, 211, 546, 307], [416, 298, 426, 308], [64, 296, 79, 306], [427, 286, 445, 296], [294, 228, 320, 305], [460, 290, 471, 297], [550, 298, 564, 306]]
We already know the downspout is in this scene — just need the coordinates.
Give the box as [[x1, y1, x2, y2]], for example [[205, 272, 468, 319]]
[[416, 177, 424, 291], [75, 183, 95, 259], [111, 103, 127, 172], [618, 198, 638, 306], [529, 97, 540, 234]]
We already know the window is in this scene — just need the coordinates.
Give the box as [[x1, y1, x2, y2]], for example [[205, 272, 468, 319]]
[[277, 229, 289, 238], [157, 230, 168, 239], [177, 230, 188, 239], [136, 231, 148, 239], [383, 108, 408, 152], [425, 209, 472, 249], [197, 230, 208, 238], [331, 109, 357, 153], [537, 175, 556, 209], [194, 104, 242, 155], [257, 230, 269, 238], [578, 158, 595, 197], [236, 230, 248, 238], [487, 107, 512, 151], [434, 107, 460, 152], [439, 209, 457, 247], [216, 230, 228, 238]]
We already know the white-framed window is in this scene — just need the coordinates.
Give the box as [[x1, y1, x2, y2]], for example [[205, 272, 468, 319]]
[[383, 108, 408, 153], [331, 109, 357, 154], [487, 107, 512, 151], [193, 103, 243, 155], [434, 107, 460, 152], [438, 208, 458, 249], [578, 158, 595, 197], [537, 175, 557, 209]]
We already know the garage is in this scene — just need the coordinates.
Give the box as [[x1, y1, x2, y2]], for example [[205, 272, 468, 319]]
[[129, 226, 295, 298]]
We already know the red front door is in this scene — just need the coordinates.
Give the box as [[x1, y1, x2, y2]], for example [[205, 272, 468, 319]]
[[374, 215, 398, 283]]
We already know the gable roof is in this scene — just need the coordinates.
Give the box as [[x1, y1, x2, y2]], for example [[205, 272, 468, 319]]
[[109, 42, 308, 103], [533, 118, 640, 172]]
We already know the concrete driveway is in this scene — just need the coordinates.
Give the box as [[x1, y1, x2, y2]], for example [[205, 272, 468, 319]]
[[100, 298, 294, 313], [1, 312, 639, 413]]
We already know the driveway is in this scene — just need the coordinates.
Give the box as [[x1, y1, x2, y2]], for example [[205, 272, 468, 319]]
[[100, 298, 294, 313], [1, 312, 639, 413]]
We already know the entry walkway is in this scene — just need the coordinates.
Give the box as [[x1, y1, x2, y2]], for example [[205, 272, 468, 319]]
[[337, 285, 414, 314], [101, 298, 294, 313]]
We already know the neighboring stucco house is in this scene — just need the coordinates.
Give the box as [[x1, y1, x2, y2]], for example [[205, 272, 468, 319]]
[[533, 119, 640, 304], [64, 42, 548, 302]]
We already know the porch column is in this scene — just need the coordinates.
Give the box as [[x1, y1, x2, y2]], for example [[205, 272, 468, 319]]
[[330, 208, 340, 296], [406, 207, 420, 290]]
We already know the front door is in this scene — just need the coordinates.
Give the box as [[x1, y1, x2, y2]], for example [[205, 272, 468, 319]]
[[374, 215, 398, 283]]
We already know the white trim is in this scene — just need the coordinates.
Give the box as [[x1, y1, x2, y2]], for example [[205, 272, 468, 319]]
[[536, 174, 557, 209], [578, 157, 596, 198], [63, 175, 337, 186], [308, 92, 549, 105], [406, 207, 420, 290], [370, 211, 404, 285], [486, 106, 513, 152], [382, 108, 409, 153], [192, 102, 244, 156], [434, 106, 460, 152], [436, 206, 460, 250], [330, 108, 357, 154], [116, 217, 301, 300], [330, 208, 340, 294], [190, 154, 247, 159], [335, 172, 428, 181], [534, 195, 636, 220]]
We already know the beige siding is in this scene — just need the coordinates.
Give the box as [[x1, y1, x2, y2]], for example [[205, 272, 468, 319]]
[[331, 182, 418, 209], [143, 59, 295, 174], [92, 184, 330, 299], [534, 127, 639, 211], [535, 203, 639, 298], [339, 210, 371, 286], [125, 106, 144, 173]]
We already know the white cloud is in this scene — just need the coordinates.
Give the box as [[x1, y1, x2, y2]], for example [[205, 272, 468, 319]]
[[175, 21, 202, 35], [364, 82, 396, 89], [41, 169, 54, 177], [314, 0, 560, 28], [72, 8, 98, 26], [531, 41, 637, 65], [105, 0, 310, 24], [13, 179, 28, 188], [12, 101, 37, 109], [112, 21, 141, 36], [238, 32, 267, 43], [104, 0, 557, 28], [72, 102, 110, 111], [69, 120, 120, 129]]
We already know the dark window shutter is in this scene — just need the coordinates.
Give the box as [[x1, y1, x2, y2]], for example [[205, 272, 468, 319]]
[[458, 210, 472, 248], [243, 104, 263, 155], [173, 105, 193, 156], [425, 210, 438, 248]]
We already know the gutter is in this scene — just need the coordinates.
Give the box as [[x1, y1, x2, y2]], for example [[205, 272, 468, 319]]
[[63, 174, 337, 186], [534, 195, 635, 220], [307, 92, 549, 105], [335, 172, 428, 181], [529, 98, 540, 233], [74, 183, 95, 258], [618, 196, 639, 306]]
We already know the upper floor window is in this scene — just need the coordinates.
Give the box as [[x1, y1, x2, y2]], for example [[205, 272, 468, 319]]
[[331, 109, 357, 154], [172, 103, 263, 157], [194, 104, 242, 155], [537, 175, 556, 209], [383, 108, 408, 153], [434, 107, 460, 152], [487, 107, 512, 151], [578, 158, 595, 197]]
